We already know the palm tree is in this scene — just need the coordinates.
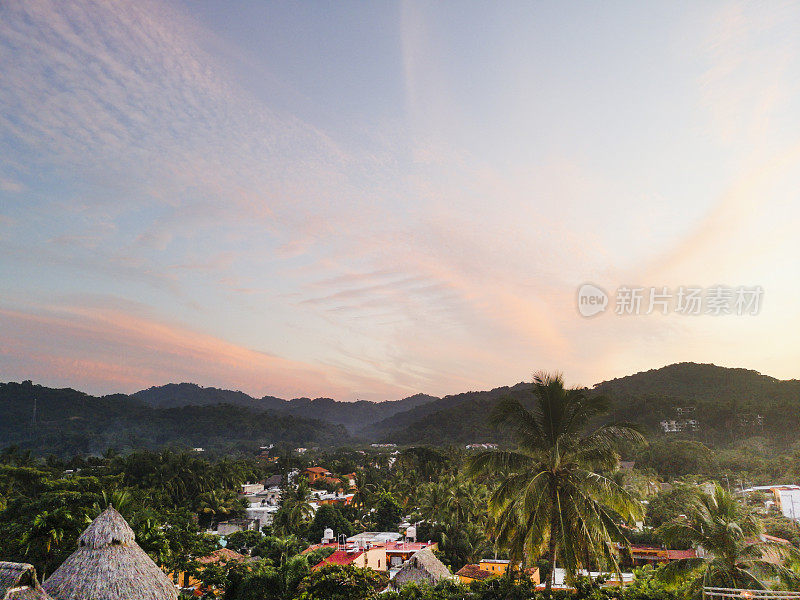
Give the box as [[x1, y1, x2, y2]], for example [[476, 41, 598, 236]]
[[196, 489, 245, 527], [273, 481, 314, 536], [468, 372, 645, 595], [656, 484, 799, 597]]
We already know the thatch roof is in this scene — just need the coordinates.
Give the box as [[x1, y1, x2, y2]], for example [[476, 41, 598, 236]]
[[0, 562, 52, 600], [391, 548, 453, 588], [43, 506, 177, 600]]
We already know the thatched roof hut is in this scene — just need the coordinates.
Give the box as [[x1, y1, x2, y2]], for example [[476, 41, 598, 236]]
[[42, 506, 177, 600], [0, 562, 52, 600], [391, 548, 454, 588]]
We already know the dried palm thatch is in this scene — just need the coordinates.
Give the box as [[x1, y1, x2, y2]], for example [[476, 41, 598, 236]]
[[391, 548, 454, 588], [43, 506, 177, 600], [0, 562, 52, 600]]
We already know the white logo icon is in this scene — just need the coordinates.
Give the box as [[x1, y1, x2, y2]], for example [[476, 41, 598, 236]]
[[577, 283, 608, 317]]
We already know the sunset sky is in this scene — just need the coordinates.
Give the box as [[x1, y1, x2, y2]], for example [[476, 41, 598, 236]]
[[1, 0, 799, 401]]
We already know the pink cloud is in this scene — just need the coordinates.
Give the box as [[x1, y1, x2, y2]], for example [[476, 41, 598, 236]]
[[0, 303, 408, 400]]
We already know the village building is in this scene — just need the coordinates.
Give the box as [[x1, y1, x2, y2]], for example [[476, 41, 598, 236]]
[[628, 545, 697, 566], [245, 502, 279, 529], [240, 482, 264, 495], [42, 506, 177, 600], [384, 540, 438, 568], [390, 548, 454, 588], [346, 532, 402, 547], [303, 467, 332, 484], [477, 558, 509, 576], [0, 562, 52, 600], [456, 564, 495, 584], [456, 559, 539, 584], [312, 546, 386, 571]]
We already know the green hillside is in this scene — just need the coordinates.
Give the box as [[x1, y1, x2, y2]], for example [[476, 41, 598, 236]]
[[1, 381, 352, 455], [372, 363, 800, 448], [134, 383, 437, 434]]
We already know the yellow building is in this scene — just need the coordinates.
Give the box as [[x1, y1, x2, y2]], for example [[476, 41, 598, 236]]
[[456, 559, 539, 584], [479, 559, 510, 576], [456, 564, 495, 584]]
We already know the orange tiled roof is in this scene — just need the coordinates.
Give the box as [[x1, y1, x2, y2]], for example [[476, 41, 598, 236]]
[[457, 564, 495, 581], [197, 548, 249, 564], [305, 466, 330, 474]]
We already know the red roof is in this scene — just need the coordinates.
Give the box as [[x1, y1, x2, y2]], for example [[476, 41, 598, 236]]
[[384, 541, 432, 553], [313, 549, 363, 569], [305, 466, 331, 474], [457, 564, 495, 581]]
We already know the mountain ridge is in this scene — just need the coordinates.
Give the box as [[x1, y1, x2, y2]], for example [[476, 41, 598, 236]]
[[4, 362, 800, 454], [132, 383, 438, 433]]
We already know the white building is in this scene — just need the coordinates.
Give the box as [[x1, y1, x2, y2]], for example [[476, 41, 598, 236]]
[[777, 488, 800, 520], [246, 502, 279, 529]]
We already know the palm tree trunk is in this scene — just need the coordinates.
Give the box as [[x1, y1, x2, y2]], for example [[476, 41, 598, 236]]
[[544, 509, 559, 598]]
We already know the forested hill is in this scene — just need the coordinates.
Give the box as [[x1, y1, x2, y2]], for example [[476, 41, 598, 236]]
[[370, 363, 800, 447], [133, 383, 437, 433], [4, 363, 800, 454], [596, 363, 800, 446], [594, 362, 799, 401], [0, 381, 351, 456], [359, 383, 532, 443]]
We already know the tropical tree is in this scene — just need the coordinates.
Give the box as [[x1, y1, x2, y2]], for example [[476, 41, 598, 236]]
[[656, 485, 799, 597], [373, 493, 402, 531], [468, 372, 646, 595], [196, 489, 246, 527], [273, 481, 314, 536]]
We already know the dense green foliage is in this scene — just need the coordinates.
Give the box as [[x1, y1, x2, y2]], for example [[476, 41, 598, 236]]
[[656, 485, 799, 596]]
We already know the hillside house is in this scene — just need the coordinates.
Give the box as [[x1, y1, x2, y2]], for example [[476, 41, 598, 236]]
[[303, 467, 332, 484]]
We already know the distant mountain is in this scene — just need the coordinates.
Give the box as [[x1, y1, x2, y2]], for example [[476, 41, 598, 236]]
[[595, 362, 800, 445], [133, 383, 264, 409], [5, 363, 799, 455], [361, 383, 533, 444], [0, 381, 351, 456], [133, 383, 438, 434], [369, 363, 800, 448]]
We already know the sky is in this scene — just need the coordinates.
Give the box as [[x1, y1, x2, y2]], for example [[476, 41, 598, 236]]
[[1, 0, 799, 401]]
